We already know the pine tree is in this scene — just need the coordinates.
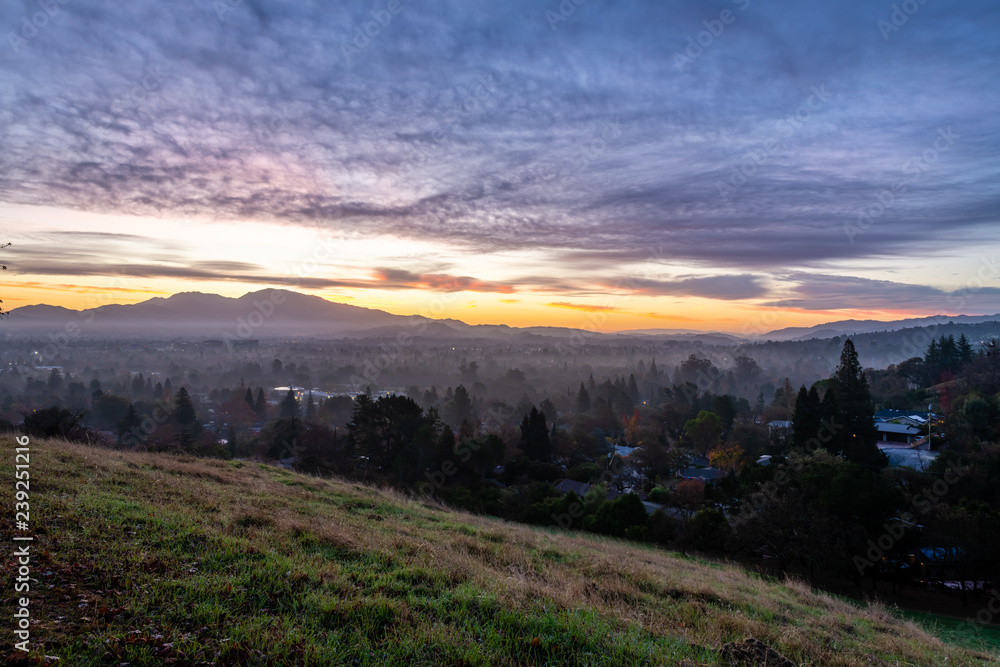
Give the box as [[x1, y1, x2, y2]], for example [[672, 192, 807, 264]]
[[173, 387, 199, 450], [117, 403, 142, 447], [245, 387, 254, 408], [958, 334, 973, 367], [254, 388, 268, 421], [519, 406, 551, 461], [279, 389, 300, 420], [792, 386, 821, 449], [819, 387, 840, 455], [451, 385, 473, 424], [832, 340, 884, 468], [575, 383, 591, 413], [627, 374, 641, 402], [305, 391, 316, 422], [174, 387, 197, 427]]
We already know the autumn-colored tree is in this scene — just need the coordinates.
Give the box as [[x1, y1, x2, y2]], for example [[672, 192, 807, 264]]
[[708, 444, 746, 474]]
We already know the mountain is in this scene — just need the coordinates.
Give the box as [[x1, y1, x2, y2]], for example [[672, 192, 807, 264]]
[[4, 290, 416, 339], [7, 288, 1000, 345], [763, 313, 1000, 341]]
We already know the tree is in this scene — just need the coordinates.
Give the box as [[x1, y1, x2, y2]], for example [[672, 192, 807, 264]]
[[173, 387, 200, 449], [173, 387, 197, 427], [117, 403, 142, 447], [734, 356, 762, 384], [305, 391, 316, 423], [831, 340, 885, 468], [519, 406, 552, 461], [575, 383, 591, 413], [709, 444, 746, 474], [792, 386, 822, 449], [958, 334, 973, 367], [253, 388, 268, 421], [442, 384, 474, 427], [279, 388, 299, 420], [23, 407, 86, 441], [683, 410, 722, 455]]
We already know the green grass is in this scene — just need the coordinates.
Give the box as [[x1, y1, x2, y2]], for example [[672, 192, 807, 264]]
[[894, 608, 1000, 654], [1, 438, 997, 666]]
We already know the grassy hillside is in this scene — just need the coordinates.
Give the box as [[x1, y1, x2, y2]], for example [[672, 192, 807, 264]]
[[1, 438, 997, 666]]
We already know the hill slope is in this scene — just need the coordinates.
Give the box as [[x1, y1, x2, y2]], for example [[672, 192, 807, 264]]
[[2, 438, 996, 666]]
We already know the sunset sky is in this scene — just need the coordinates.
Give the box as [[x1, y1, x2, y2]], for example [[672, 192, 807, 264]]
[[1, 0, 999, 332]]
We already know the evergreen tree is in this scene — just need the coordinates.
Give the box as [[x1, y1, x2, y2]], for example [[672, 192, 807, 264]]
[[173, 387, 197, 427], [173, 387, 199, 450], [451, 385, 473, 425], [519, 406, 552, 461], [832, 340, 884, 468], [117, 403, 142, 447], [279, 389, 300, 420], [792, 386, 822, 449], [305, 391, 316, 423], [245, 387, 254, 408], [819, 388, 840, 455], [958, 334, 973, 367], [575, 383, 591, 413], [254, 388, 268, 421], [627, 374, 641, 402]]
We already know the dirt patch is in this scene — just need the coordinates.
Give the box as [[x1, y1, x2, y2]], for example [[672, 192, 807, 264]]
[[721, 637, 796, 666]]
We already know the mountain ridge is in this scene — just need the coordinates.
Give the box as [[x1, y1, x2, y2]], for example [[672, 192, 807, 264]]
[[5, 289, 999, 343]]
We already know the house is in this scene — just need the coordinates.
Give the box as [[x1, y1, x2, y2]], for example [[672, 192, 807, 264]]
[[553, 479, 591, 497], [875, 421, 924, 444], [874, 409, 937, 423], [767, 420, 792, 433], [679, 467, 727, 483]]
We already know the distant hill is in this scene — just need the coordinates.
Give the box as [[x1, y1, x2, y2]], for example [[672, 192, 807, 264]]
[[764, 314, 1000, 341], [6, 288, 1000, 347], [5, 290, 420, 339], [11, 436, 995, 665]]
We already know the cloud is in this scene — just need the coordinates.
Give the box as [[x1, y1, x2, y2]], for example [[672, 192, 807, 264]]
[[546, 302, 624, 313], [0, 0, 996, 298], [600, 274, 771, 301], [766, 272, 1000, 313]]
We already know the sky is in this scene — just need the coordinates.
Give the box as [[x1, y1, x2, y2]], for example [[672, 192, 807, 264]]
[[1, 0, 999, 333]]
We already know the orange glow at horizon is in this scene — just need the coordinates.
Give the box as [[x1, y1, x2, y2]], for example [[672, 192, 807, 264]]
[[0, 277, 958, 334]]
